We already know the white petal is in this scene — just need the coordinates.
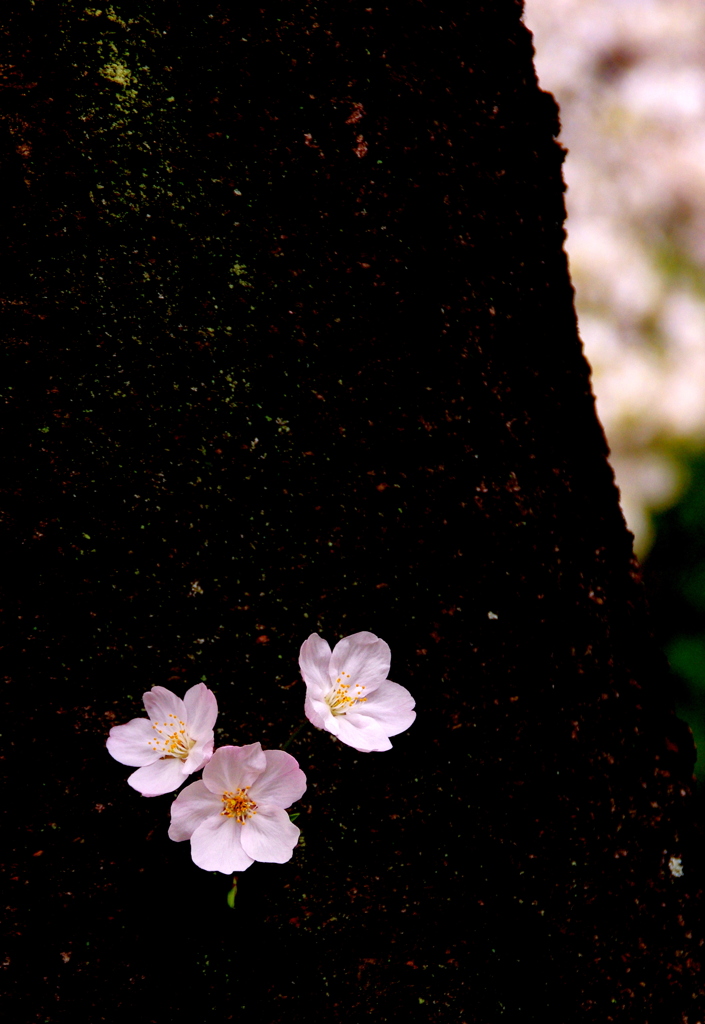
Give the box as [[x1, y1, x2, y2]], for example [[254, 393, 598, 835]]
[[329, 632, 391, 693], [106, 718, 159, 767], [250, 750, 307, 807], [336, 714, 393, 753], [304, 693, 335, 732], [298, 634, 333, 697], [127, 757, 186, 796], [182, 683, 218, 737], [182, 735, 214, 774], [190, 815, 254, 873], [356, 679, 416, 736], [241, 805, 300, 863], [202, 744, 266, 795], [169, 780, 222, 841], [143, 686, 187, 725]]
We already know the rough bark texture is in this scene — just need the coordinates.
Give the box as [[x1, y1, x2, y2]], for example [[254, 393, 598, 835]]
[[3, 2, 703, 1021]]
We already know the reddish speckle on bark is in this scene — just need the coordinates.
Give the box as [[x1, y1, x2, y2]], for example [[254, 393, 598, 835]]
[[346, 102, 365, 124]]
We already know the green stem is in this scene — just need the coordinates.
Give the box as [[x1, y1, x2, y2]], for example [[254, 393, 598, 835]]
[[281, 719, 307, 751]]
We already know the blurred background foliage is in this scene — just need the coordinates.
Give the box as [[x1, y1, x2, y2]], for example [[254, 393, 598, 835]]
[[647, 455, 705, 777], [524, 0, 705, 784]]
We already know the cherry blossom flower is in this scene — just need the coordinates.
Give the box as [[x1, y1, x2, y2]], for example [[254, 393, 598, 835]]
[[106, 683, 218, 796], [299, 631, 416, 752], [168, 743, 306, 873]]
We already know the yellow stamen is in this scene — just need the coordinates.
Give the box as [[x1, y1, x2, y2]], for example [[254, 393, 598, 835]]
[[324, 679, 368, 716], [147, 714, 196, 760], [221, 787, 257, 823]]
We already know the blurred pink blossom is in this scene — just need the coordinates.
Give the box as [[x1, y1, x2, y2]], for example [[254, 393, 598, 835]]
[[524, 0, 705, 552]]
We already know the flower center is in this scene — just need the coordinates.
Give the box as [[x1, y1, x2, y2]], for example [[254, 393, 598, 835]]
[[148, 713, 197, 760], [325, 673, 368, 716], [221, 787, 258, 823]]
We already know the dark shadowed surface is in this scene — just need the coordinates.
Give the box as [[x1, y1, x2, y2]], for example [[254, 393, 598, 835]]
[[3, 2, 703, 1021]]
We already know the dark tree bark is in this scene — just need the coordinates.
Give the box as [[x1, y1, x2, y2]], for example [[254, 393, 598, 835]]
[[3, 2, 703, 1021]]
